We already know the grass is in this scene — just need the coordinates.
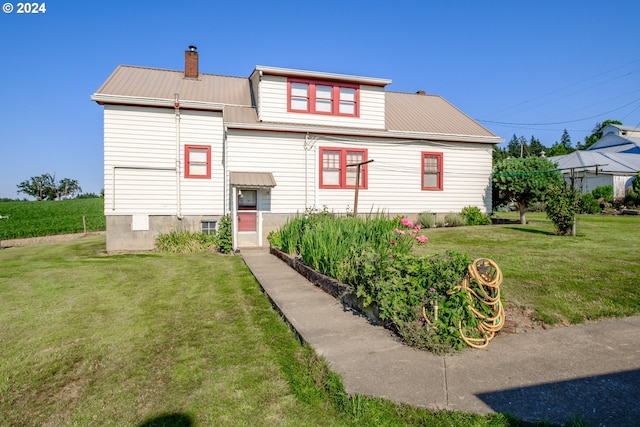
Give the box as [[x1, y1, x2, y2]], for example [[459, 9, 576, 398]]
[[413, 212, 640, 325], [0, 236, 517, 426], [0, 198, 105, 240]]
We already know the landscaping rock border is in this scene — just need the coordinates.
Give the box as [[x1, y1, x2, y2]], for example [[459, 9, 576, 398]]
[[269, 246, 383, 325]]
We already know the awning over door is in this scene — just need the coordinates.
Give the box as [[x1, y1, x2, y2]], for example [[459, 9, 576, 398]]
[[229, 171, 277, 188]]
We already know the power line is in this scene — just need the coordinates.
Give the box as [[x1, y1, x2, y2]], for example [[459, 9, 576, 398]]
[[477, 97, 640, 126], [484, 59, 640, 118]]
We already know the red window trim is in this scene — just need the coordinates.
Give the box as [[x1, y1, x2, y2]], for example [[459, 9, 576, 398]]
[[421, 152, 443, 191], [287, 78, 360, 117], [319, 147, 368, 189], [184, 145, 211, 179]]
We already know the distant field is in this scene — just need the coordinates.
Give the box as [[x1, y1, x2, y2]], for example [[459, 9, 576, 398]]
[[0, 199, 105, 240]]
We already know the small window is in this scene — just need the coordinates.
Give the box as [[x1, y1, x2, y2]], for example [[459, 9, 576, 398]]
[[320, 147, 367, 189], [185, 145, 211, 179], [422, 152, 443, 190], [201, 220, 217, 235]]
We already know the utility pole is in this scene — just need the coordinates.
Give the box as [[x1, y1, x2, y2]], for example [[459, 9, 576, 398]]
[[348, 159, 374, 216], [569, 168, 576, 237]]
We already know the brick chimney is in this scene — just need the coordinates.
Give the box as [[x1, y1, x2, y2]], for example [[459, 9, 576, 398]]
[[185, 45, 198, 79]]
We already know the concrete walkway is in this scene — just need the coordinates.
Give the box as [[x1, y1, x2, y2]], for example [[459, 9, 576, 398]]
[[241, 248, 640, 426]]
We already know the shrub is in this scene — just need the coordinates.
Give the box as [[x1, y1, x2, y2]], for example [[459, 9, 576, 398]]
[[217, 215, 233, 254], [351, 249, 473, 353], [578, 193, 601, 214], [592, 185, 613, 203], [267, 230, 282, 248], [633, 172, 640, 193], [545, 185, 579, 235], [460, 206, 492, 226], [416, 211, 436, 228], [444, 213, 466, 227], [623, 191, 640, 208]]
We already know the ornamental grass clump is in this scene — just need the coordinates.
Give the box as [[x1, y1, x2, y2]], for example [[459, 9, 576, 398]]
[[270, 212, 494, 353], [156, 230, 218, 253]]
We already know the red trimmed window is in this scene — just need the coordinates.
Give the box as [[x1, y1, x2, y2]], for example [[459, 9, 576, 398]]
[[422, 152, 443, 190], [320, 147, 367, 189], [185, 145, 211, 179], [288, 78, 359, 117]]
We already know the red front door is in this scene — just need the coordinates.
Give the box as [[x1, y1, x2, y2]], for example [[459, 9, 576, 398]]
[[237, 189, 257, 232]]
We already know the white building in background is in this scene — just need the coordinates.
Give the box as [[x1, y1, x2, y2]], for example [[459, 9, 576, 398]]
[[549, 124, 640, 199]]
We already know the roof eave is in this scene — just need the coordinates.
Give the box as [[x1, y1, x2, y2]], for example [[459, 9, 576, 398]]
[[90, 93, 225, 111], [225, 122, 503, 144], [252, 65, 392, 87]]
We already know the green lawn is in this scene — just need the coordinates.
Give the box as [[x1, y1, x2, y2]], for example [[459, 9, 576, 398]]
[[0, 236, 515, 427], [414, 212, 640, 325]]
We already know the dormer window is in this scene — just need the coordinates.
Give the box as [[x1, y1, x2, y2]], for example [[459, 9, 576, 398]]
[[288, 78, 359, 117]]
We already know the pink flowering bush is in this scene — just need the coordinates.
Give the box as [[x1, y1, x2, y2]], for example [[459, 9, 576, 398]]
[[390, 217, 428, 254]]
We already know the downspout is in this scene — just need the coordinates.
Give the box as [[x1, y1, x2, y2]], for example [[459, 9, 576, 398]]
[[304, 133, 308, 209], [174, 93, 183, 219], [223, 125, 228, 214], [314, 141, 319, 209]]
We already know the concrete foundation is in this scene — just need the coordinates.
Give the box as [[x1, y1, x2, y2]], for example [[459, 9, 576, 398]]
[[106, 215, 222, 252]]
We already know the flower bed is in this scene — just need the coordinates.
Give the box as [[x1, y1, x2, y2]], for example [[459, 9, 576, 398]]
[[268, 212, 505, 353]]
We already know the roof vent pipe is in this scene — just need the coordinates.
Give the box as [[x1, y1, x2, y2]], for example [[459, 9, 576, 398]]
[[185, 46, 198, 79]]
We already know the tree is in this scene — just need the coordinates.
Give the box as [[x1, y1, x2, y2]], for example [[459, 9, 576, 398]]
[[56, 178, 82, 199], [507, 134, 527, 158], [492, 156, 564, 224], [16, 173, 82, 201], [546, 129, 576, 157], [528, 136, 546, 157], [578, 119, 623, 150], [17, 173, 57, 201], [492, 145, 509, 165], [545, 184, 579, 236]]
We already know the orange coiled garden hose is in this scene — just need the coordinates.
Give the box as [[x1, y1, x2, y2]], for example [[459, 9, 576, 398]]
[[456, 258, 505, 348], [422, 258, 505, 349]]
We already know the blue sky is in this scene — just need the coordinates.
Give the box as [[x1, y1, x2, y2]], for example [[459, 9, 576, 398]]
[[1, 0, 639, 199]]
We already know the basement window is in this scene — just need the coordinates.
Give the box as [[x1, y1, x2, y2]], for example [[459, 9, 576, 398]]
[[201, 220, 217, 235]]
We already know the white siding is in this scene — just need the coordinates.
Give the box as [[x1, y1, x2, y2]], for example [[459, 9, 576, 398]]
[[104, 106, 176, 214], [256, 75, 386, 129], [227, 129, 494, 215], [104, 105, 224, 215], [227, 130, 314, 213], [179, 110, 225, 215], [313, 137, 493, 214]]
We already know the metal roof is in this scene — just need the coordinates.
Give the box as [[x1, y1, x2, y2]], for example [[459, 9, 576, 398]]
[[550, 150, 640, 175], [229, 171, 277, 187], [92, 65, 252, 107], [92, 65, 501, 142], [385, 91, 497, 138], [550, 127, 640, 175]]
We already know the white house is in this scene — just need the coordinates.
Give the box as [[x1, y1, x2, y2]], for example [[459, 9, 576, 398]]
[[549, 124, 640, 199], [92, 47, 502, 252]]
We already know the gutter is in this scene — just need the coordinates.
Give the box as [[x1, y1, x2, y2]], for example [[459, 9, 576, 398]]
[[224, 122, 503, 144], [90, 93, 228, 111]]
